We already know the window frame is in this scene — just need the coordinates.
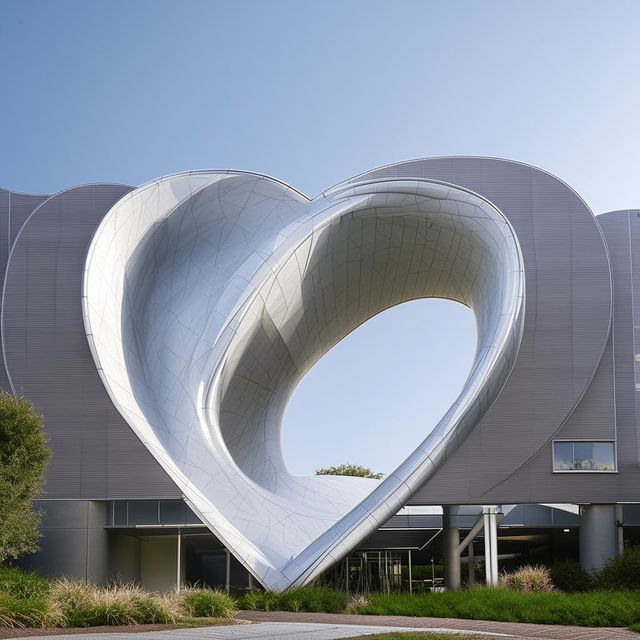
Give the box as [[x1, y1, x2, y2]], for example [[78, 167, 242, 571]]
[[552, 439, 617, 473]]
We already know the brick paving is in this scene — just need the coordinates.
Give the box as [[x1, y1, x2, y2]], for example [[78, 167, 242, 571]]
[[238, 610, 640, 639]]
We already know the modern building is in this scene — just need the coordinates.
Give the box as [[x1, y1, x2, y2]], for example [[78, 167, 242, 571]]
[[1, 157, 638, 592]]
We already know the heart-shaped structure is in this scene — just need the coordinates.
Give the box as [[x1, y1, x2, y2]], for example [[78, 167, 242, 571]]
[[82, 169, 524, 590]]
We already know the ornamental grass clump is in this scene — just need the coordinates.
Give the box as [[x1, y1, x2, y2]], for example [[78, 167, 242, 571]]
[[0, 566, 49, 600], [176, 586, 236, 618], [0, 567, 61, 628], [0, 594, 63, 628], [49, 579, 178, 627], [499, 565, 554, 593], [345, 593, 369, 613]]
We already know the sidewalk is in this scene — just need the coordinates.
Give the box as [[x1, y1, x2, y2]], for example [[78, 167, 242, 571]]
[[239, 610, 639, 640], [5, 622, 504, 640]]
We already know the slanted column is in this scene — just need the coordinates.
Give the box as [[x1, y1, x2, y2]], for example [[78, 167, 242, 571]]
[[442, 506, 461, 591], [467, 541, 475, 587], [580, 504, 617, 572]]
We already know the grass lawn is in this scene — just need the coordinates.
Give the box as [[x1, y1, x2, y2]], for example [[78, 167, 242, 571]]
[[241, 585, 640, 628], [170, 617, 240, 628], [355, 588, 640, 627]]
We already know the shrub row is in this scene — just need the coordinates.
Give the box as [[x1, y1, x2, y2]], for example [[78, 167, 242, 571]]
[[354, 588, 640, 627], [497, 548, 640, 594], [0, 572, 236, 628], [532, 547, 640, 593], [237, 586, 347, 613]]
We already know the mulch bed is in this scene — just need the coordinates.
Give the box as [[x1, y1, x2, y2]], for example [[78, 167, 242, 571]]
[[0, 625, 177, 638]]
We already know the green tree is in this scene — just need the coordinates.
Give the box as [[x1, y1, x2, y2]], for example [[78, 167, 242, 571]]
[[315, 462, 384, 479], [0, 391, 50, 563]]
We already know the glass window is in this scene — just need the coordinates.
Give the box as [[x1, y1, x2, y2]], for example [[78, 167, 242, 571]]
[[553, 441, 615, 471], [574, 442, 594, 470], [113, 501, 128, 526], [553, 442, 573, 470], [127, 500, 159, 525], [159, 501, 201, 524], [594, 442, 615, 470]]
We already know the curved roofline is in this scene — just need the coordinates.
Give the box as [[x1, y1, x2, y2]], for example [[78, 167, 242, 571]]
[[1, 182, 134, 394], [135, 169, 311, 202], [338, 154, 601, 216], [0, 186, 51, 198]]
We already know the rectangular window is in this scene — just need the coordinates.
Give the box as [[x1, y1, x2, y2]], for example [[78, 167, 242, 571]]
[[553, 441, 616, 471]]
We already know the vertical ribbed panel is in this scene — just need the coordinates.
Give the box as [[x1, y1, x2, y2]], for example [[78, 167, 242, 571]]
[[0, 189, 49, 391], [2, 185, 181, 500], [599, 211, 640, 498]]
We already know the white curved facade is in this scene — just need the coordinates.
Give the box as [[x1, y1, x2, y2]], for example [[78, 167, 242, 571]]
[[82, 170, 524, 590]]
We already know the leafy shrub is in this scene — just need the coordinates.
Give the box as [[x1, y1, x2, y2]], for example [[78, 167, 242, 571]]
[[549, 560, 594, 593], [0, 392, 51, 564], [407, 565, 444, 580], [0, 566, 49, 599], [596, 546, 640, 590], [499, 565, 554, 592], [237, 587, 347, 613], [177, 587, 236, 618]]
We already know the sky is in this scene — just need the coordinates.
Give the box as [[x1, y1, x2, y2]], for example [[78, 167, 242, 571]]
[[1, 0, 639, 475]]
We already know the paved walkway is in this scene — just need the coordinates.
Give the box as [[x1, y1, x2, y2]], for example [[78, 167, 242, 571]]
[[239, 611, 640, 639], [17, 623, 502, 640]]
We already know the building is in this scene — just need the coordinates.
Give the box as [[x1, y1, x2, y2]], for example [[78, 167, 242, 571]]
[[1, 157, 638, 592]]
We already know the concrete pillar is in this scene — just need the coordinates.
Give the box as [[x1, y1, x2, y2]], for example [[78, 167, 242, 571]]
[[442, 506, 461, 591], [580, 504, 617, 572]]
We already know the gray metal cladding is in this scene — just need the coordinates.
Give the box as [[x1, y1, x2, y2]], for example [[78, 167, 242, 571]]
[[344, 158, 614, 505], [0, 189, 49, 391], [1, 184, 180, 499], [597, 210, 640, 499], [4, 157, 640, 588]]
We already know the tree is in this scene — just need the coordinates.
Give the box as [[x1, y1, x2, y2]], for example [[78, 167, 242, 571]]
[[0, 391, 50, 563], [315, 462, 384, 479]]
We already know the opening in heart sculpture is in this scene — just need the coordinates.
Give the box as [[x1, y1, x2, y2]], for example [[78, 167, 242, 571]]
[[82, 169, 525, 590]]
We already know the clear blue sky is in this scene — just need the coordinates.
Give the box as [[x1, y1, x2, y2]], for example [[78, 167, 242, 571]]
[[2, 0, 639, 475]]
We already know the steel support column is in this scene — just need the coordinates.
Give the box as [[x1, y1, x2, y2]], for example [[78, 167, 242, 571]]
[[443, 505, 461, 591], [483, 506, 499, 586]]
